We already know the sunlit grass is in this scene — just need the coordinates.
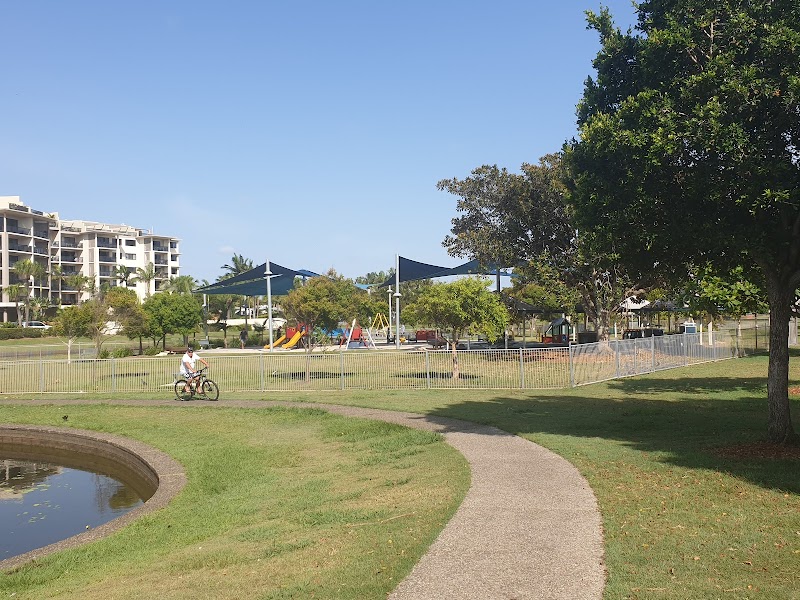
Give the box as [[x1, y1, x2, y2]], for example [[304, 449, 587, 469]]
[[0, 405, 469, 599]]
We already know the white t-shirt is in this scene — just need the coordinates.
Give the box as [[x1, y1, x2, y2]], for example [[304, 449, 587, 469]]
[[180, 352, 200, 375]]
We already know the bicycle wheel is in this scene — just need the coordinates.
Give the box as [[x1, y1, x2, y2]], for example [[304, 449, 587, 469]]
[[202, 379, 219, 401], [174, 378, 193, 400]]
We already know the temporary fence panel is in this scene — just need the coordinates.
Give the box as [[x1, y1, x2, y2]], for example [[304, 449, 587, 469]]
[[0, 333, 738, 395]]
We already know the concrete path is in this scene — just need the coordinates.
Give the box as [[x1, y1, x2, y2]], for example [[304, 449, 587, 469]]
[[6, 399, 606, 599]]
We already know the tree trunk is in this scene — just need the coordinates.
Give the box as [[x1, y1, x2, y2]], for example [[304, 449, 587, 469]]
[[765, 280, 796, 443]]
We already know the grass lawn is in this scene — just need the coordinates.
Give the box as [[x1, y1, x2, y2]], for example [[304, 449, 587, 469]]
[[2, 352, 799, 598], [0, 406, 469, 599], [229, 353, 798, 599]]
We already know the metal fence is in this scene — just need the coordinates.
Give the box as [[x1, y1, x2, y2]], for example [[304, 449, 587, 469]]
[[0, 333, 739, 395]]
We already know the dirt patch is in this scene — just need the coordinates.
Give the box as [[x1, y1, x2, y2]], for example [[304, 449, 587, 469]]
[[713, 441, 800, 461], [788, 386, 800, 396]]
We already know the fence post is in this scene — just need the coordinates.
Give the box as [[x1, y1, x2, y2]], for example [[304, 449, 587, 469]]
[[569, 343, 575, 387], [260, 351, 265, 391], [651, 335, 656, 372], [340, 352, 345, 391], [684, 334, 688, 366], [111, 358, 116, 393], [40, 358, 45, 392], [615, 340, 621, 378], [425, 350, 431, 389], [519, 348, 525, 389]]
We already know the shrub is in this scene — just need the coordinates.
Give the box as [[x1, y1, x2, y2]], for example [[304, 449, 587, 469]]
[[98, 349, 111, 359], [0, 328, 44, 340], [143, 346, 163, 356], [112, 347, 133, 358], [209, 338, 226, 349]]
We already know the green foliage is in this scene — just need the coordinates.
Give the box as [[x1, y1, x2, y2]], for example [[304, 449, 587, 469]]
[[404, 278, 509, 342], [568, 0, 800, 441], [220, 254, 254, 277], [282, 273, 358, 349], [112, 347, 133, 358], [52, 303, 96, 341], [135, 262, 156, 297], [0, 328, 44, 340], [143, 346, 163, 356], [143, 293, 203, 345], [439, 153, 641, 339], [679, 265, 768, 320], [98, 349, 111, 359]]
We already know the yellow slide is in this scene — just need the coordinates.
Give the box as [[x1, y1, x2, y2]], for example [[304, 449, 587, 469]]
[[265, 333, 287, 349], [282, 330, 305, 349]]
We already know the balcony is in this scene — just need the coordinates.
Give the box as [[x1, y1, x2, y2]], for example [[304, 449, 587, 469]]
[[98, 254, 117, 263], [153, 244, 168, 252], [8, 243, 30, 252], [99, 269, 115, 277], [6, 225, 31, 235], [33, 246, 49, 255], [97, 241, 117, 249], [33, 229, 49, 239], [59, 256, 83, 264], [61, 226, 82, 233], [154, 258, 168, 265]]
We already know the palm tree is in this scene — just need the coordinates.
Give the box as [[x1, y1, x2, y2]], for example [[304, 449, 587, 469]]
[[50, 264, 64, 303], [164, 275, 197, 295], [13, 259, 45, 322], [220, 254, 254, 327], [115, 265, 136, 287], [220, 254, 253, 278], [136, 262, 156, 297], [65, 274, 91, 299], [2, 284, 25, 325]]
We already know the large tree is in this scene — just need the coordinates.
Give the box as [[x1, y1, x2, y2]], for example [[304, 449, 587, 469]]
[[439, 154, 642, 340], [567, 1, 800, 443]]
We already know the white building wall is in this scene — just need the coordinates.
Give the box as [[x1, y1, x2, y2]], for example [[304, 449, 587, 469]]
[[0, 197, 180, 321]]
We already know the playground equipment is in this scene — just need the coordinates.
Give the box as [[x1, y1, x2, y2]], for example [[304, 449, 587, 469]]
[[342, 319, 377, 350], [542, 317, 571, 344], [266, 333, 287, 348], [369, 313, 389, 339], [281, 326, 306, 349]]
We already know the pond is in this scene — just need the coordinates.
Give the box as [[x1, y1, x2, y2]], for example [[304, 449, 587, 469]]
[[1, 457, 146, 561]]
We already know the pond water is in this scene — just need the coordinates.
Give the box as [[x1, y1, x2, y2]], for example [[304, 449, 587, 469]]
[[1, 458, 145, 561]]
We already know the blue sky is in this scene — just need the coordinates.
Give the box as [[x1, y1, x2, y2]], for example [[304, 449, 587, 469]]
[[1, 1, 637, 284]]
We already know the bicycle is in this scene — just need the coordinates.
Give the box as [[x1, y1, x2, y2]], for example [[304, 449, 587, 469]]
[[174, 367, 219, 401]]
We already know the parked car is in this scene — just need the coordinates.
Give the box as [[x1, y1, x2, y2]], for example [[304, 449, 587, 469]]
[[21, 321, 52, 330]]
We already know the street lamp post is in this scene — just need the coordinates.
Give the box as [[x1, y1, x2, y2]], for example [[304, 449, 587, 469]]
[[394, 291, 401, 349]]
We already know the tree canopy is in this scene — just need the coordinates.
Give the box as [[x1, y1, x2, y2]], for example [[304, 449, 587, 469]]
[[439, 153, 642, 339], [567, 0, 800, 442], [403, 278, 509, 379]]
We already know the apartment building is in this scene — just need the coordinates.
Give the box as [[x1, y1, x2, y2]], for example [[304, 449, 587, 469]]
[[0, 196, 180, 322]]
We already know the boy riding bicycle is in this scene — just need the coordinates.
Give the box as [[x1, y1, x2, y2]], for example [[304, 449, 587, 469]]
[[180, 347, 210, 395]]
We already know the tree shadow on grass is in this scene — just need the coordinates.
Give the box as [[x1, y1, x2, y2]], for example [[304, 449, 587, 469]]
[[425, 388, 800, 493]]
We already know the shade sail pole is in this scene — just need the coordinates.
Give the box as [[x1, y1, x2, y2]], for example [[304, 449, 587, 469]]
[[394, 254, 401, 349], [265, 259, 273, 352]]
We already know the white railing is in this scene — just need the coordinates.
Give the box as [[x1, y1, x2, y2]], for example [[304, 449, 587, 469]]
[[0, 333, 736, 395]]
